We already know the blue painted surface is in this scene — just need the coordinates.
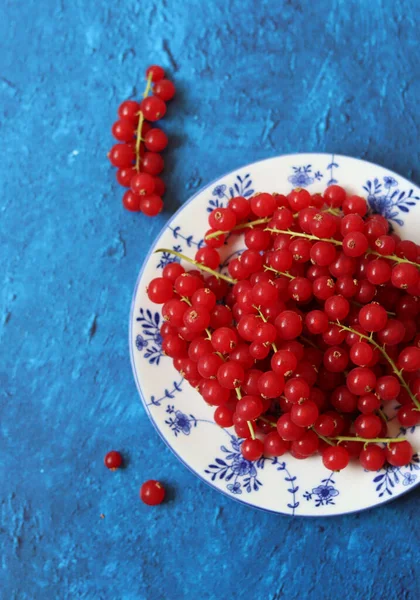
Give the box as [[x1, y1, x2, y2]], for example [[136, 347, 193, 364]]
[[1, 0, 420, 598]]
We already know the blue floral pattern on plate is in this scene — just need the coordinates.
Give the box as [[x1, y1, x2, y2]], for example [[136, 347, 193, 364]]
[[136, 309, 163, 365], [363, 177, 420, 226], [303, 473, 339, 507]]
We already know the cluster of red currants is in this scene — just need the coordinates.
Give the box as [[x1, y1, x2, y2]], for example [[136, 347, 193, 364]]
[[108, 65, 176, 216], [148, 185, 420, 472]]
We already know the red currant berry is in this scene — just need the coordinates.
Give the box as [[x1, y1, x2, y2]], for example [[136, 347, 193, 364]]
[[162, 298, 187, 327], [140, 195, 163, 216], [359, 445, 386, 471], [241, 438, 264, 462], [245, 228, 271, 251], [291, 430, 319, 457], [324, 185, 346, 208], [275, 310, 303, 340], [342, 195, 367, 216], [183, 307, 210, 333], [258, 371, 285, 399], [146, 65, 165, 82], [147, 277, 174, 303], [251, 193, 276, 217], [236, 395, 264, 420], [112, 119, 136, 142], [357, 393, 381, 415], [342, 232, 369, 258], [290, 400, 319, 427], [358, 303, 388, 332], [350, 341, 373, 366], [385, 441, 413, 467], [209, 207, 237, 231], [195, 247, 220, 270], [131, 172, 156, 196], [109, 144, 136, 168], [122, 190, 141, 212], [264, 431, 290, 456], [397, 404, 420, 427], [276, 413, 305, 441], [324, 295, 350, 321], [313, 276, 336, 300], [217, 361, 245, 389], [141, 152, 164, 175], [354, 414, 382, 439], [228, 196, 251, 221], [322, 445, 350, 471], [140, 96, 167, 122], [375, 375, 400, 401], [140, 480, 165, 505], [118, 100, 140, 123], [162, 262, 184, 282], [397, 346, 420, 372], [104, 450, 123, 470], [323, 346, 349, 373], [314, 414, 336, 437], [116, 167, 136, 187], [391, 263, 419, 290], [347, 367, 376, 394], [200, 379, 230, 405], [377, 319, 406, 346], [144, 128, 168, 152], [214, 405, 234, 427], [162, 334, 187, 358], [331, 386, 358, 413], [153, 79, 176, 101]]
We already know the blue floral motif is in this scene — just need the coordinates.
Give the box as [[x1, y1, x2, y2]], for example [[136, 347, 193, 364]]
[[288, 165, 322, 188], [206, 173, 255, 212], [169, 225, 204, 248], [372, 453, 420, 497], [303, 474, 339, 507], [363, 177, 420, 226], [326, 156, 339, 185], [156, 245, 182, 269], [212, 184, 227, 199], [204, 440, 299, 513], [136, 308, 163, 365], [165, 405, 197, 436], [205, 436, 263, 495], [148, 378, 184, 407], [135, 334, 148, 351]]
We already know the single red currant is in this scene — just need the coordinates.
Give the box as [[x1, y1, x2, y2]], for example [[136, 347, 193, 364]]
[[140, 480, 165, 505]]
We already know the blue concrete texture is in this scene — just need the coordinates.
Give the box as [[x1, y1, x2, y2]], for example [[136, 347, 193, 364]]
[[1, 0, 420, 598]]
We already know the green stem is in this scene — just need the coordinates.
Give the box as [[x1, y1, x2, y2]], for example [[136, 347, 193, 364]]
[[333, 436, 406, 444], [205, 217, 270, 240], [316, 432, 335, 446], [155, 248, 237, 284], [235, 387, 256, 440], [335, 322, 420, 410], [259, 416, 277, 428], [263, 265, 294, 279], [135, 72, 153, 171], [266, 228, 419, 267], [253, 306, 278, 352]]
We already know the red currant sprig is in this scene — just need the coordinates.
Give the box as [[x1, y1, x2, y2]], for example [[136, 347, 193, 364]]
[[109, 64, 176, 216]]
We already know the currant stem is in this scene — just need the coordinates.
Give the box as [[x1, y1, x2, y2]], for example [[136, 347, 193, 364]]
[[205, 217, 270, 240], [154, 248, 237, 283], [236, 387, 256, 440], [335, 322, 420, 411], [316, 432, 335, 446], [135, 72, 153, 171], [266, 228, 420, 267], [254, 306, 278, 352], [263, 265, 294, 279], [333, 436, 406, 444], [259, 416, 277, 428]]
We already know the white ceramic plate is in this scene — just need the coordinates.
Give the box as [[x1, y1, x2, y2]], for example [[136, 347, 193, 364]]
[[130, 153, 420, 516]]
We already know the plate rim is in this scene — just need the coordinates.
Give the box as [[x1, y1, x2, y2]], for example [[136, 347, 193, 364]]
[[129, 152, 420, 516]]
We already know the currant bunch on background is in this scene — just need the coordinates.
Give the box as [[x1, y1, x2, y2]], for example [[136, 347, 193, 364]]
[[147, 185, 420, 472], [108, 65, 176, 216]]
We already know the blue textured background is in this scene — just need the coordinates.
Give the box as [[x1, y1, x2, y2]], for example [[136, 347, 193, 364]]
[[2, 0, 420, 598]]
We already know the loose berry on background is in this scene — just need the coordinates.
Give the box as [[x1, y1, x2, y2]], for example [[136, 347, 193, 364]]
[[140, 480, 166, 505], [104, 451, 123, 470]]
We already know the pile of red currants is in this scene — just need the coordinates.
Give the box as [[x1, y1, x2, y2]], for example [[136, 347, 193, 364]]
[[108, 65, 175, 216], [148, 185, 420, 472]]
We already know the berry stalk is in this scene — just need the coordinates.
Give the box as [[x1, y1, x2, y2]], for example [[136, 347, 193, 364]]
[[155, 248, 237, 283], [336, 322, 420, 410], [135, 72, 153, 171]]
